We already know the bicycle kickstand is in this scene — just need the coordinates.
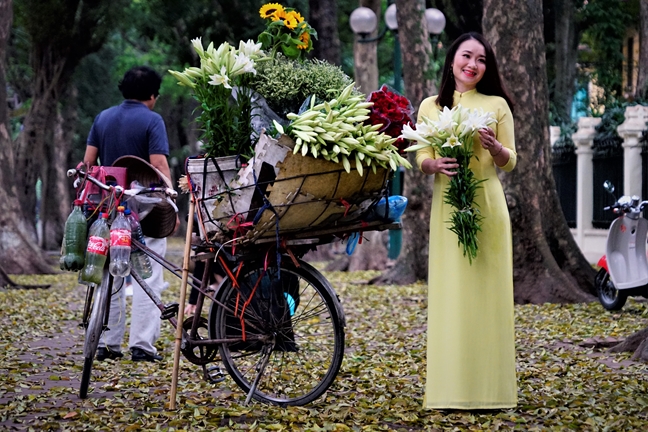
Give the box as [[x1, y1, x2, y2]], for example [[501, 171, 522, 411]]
[[244, 344, 273, 405]]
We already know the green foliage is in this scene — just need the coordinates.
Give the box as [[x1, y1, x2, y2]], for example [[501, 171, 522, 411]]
[[249, 55, 354, 118], [593, 103, 626, 142], [578, 0, 639, 107], [133, 0, 267, 67]]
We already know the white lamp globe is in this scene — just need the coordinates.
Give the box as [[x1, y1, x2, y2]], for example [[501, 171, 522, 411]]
[[385, 4, 398, 31], [425, 8, 446, 35], [350, 7, 378, 35]]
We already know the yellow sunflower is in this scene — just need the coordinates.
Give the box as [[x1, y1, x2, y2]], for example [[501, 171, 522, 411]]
[[271, 8, 286, 22], [287, 10, 304, 23], [259, 3, 284, 20], [297, 32, 310, 50], [283, 13, 298, 30]]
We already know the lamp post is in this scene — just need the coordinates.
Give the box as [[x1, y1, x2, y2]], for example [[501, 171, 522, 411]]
[[350, 3, 446, 260], [350, 3, 446, 92]]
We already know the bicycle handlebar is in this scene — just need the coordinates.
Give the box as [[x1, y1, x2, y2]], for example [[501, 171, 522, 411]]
[[67, 167, 178, 199]]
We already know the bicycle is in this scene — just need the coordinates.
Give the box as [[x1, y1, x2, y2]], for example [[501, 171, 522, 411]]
[[67, 163, 396, 406]]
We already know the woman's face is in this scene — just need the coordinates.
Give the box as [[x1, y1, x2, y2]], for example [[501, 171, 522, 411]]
[[451, 39, 487, 93]]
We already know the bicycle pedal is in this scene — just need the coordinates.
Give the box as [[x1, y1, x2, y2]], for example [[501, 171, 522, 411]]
[[202, 364, 226, 384], [161, 302, 179, 320]]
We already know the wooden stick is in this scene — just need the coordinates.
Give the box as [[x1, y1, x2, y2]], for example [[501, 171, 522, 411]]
[[169, 198, 195, 410]]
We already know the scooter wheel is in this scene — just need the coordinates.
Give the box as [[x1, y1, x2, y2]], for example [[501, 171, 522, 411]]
[[595, 268, 628, 311]]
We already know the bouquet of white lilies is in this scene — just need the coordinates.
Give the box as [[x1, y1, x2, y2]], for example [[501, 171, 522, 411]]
[[169, 38, 265, 158], [401, 105, 497, 263]]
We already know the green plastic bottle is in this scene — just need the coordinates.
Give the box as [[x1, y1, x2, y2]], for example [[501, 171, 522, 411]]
[[59, 200, 88, 271]]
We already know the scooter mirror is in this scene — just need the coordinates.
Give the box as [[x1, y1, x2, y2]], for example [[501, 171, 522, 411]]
[[603, 180, 615, 194]]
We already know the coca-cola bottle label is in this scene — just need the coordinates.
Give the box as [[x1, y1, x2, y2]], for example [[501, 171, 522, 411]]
[[110, 229, 132, 247], [87, 236, 109, 255]]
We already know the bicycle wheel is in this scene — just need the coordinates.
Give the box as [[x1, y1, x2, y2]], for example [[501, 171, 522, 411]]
[[209, 257, 345, 406], [80, 270, 113, 399]]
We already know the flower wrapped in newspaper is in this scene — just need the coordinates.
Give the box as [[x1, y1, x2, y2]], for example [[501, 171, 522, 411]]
[[364, 85, 414, 154], [401, 105, 497, 263], [168, 38, 264, 159], [274, 82, 412, 176]]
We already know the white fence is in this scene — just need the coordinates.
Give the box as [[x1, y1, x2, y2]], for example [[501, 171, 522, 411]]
[[552, 105, 648, 263]]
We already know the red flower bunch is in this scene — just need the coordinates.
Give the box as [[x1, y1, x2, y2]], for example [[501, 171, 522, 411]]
[[364, 85, 414, 153]]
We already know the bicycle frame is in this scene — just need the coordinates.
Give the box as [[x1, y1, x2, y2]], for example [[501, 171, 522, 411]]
[[69, 163, 380, 406]]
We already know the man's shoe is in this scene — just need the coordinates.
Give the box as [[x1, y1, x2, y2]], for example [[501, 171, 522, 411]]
[[96, 347, 124, 361], [131, 347, 163, 362]]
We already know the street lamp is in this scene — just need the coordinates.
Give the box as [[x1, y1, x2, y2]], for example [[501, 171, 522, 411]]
[[350, 3, 446, 260], [350, 4, 446, 92], [425, 7, 446, 74]]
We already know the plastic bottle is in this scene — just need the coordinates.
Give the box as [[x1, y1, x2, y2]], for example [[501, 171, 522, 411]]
[[125, 208, 152, 279], [80, 213, 110, 285], [109, 206, 131, 277], [59, 199, 88, 271]]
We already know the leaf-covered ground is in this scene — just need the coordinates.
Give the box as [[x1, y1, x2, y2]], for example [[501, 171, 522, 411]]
[[1, 249, 647, 431]]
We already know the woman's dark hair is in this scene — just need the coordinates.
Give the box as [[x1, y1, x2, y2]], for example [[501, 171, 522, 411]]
[[436, 32, 514, 112], [118, 66, 162, 101]]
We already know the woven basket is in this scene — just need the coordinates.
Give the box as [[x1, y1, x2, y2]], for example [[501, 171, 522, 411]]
[[187, 133, 390, 244], [112, 156, 177, 238]]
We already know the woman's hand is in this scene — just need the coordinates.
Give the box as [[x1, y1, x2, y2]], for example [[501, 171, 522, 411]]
[[421, 157, 459, 177], [478, 127, 501, 154], [478, 127, 509, 166]]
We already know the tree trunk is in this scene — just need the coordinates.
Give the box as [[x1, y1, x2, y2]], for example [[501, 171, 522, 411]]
[[483, 0, 595, 303], [553, 0, 579, 125], [10, 0, 125, 264], [610, 327, 648, 363], [43, 85, 78, 250], [637, 0, 648, 99], [14, 74, 58, 238], [353, 0, 381, 94], [0, 0, 8, 128], [372, 0, 434, 285], [0, 0, 55, 274], [309, 0, 341, 65]]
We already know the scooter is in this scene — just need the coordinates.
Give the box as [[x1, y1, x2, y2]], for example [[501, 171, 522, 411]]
[[595, 181, 648, 310]]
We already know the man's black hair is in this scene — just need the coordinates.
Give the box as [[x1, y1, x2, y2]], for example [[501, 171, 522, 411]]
[[118, 66, 162, 101]]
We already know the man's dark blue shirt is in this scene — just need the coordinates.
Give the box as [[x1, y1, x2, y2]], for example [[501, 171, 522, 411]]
[[87, 100, 169, 166]]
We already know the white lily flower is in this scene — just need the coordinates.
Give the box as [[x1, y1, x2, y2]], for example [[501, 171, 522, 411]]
[[231, 53, 256, 76], [453, 104, 469, 127], [415, 121, 436, 139], [432, 106, 458, 135], [184, 67, 204, 80], [442, 135, 462, 148], [206, 41, 215, 57], [459, 109, 497, 138], [191, 38, 205, 58], [214, 42, 230, 61], [168, 70, 195, 88], [400, 123, 432, 148], [238, 39, 263, 58], [202, 58, 219, 76], [208, 66, 231, 89], [273, 120, 285, 135]]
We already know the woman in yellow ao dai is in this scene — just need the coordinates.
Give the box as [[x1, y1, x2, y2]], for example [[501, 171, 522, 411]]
[[416, 32, 518, 409]]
